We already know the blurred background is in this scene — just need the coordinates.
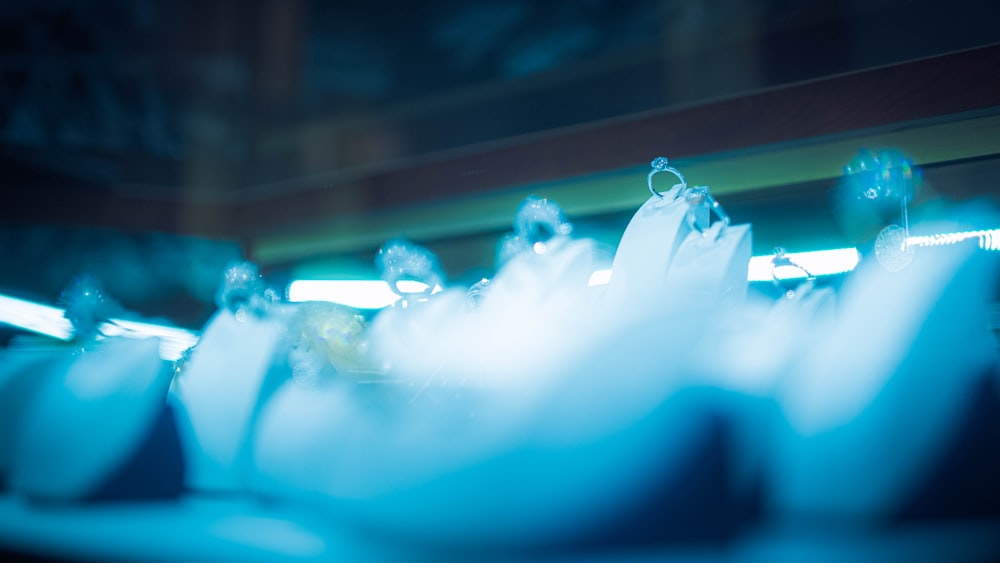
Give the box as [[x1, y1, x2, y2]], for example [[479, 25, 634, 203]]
[[1, 0, 999, 330]]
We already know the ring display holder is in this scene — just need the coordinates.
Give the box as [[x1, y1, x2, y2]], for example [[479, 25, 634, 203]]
[[604, 157, 694, 311], [772, 204, 999, 520], [1, 277, 180, 502], [170, 262, 286, 492], [608, 157, 751, 317]]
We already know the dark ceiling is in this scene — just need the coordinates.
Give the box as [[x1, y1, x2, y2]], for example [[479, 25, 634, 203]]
[[1, 0, 664, 194], [4, 0, 999, 200]]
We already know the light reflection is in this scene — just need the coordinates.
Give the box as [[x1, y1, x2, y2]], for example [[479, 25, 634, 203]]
[[0, 293, 198, 360], [99, 319, 198, 361], [908, 228, 1000, 252], [588, 269, 613, 286]]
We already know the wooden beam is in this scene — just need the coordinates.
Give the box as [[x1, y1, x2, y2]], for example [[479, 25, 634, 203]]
[[241, 43, 1000, 244], [250, 107, 1000, 264]]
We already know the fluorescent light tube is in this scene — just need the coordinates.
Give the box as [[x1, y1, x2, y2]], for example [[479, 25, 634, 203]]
[[0, 294, 198, 361], [288, 279, 438, 309], [747, 248, 861, 282], [0, 294, 74, 340]]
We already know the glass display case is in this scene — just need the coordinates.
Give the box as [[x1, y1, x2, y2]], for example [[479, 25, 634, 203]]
[[1, 1, 999, 560]]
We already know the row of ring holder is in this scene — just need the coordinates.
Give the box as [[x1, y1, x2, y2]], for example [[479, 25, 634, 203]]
[[376, 157, 736, 314], [648, 157, 731, 240]]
